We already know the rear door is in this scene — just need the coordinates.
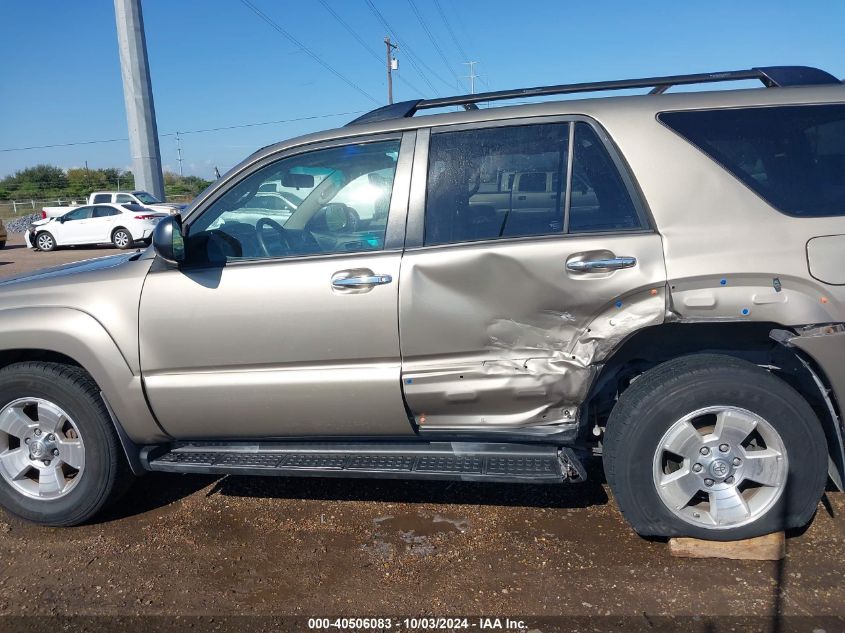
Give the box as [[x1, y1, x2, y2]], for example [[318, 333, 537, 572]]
[[92, 205, 121, 241], [399, 118, 666, 431]]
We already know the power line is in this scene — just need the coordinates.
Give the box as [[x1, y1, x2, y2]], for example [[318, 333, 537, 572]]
[[0, 110, 365, 153], [364, 0, 451, 94], [406, 0, 461, 85], [432, 0, 468, 61], [316, 0, 425, 98], [238, 0, 380, 105]]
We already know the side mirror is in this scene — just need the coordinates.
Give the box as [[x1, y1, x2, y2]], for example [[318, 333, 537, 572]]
[[153, 215, 185, 264]]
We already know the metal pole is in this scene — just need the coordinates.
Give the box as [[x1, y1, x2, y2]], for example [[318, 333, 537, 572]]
[[385, 37, 394, 104], [114, 0, 165, 201], [176, 131, 184, 177]]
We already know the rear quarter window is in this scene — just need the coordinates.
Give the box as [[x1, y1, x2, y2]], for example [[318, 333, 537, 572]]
[[659, 104, 845, 217]]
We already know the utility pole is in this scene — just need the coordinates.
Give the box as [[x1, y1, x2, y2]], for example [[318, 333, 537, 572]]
[[175, 131, 184, 177], [114, 0, 165, 201], [384, 37, 398, 104], [463, 61, 480, 94]]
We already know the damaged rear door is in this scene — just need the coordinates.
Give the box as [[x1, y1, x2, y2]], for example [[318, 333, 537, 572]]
[[399, 118, 666, 432]]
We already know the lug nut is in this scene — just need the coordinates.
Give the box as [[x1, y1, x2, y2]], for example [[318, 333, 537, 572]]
[[699, 446, 710, 456], [692, 463, 703, 473], [34, 428, 41, 436], [24, 437, 30, 444], [719, 444, 729, 453], [725, 476, 735, 484], [46, 434, 55, 441], [704, 478, 714, 487], [52, 449, 59, 457], [732, 457, 742, 466], [42, 460, 50, 466]]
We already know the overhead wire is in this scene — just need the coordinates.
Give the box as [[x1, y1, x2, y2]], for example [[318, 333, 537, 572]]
[[316, 0, 425, 98], [238, 0, 380, 105], [364, 0, 451, 94], [406, 0, 461, 85], [432, 0, 469, 62]]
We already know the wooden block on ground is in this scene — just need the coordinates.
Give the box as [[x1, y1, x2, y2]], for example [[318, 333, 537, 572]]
[[669, 531, 785, 561]]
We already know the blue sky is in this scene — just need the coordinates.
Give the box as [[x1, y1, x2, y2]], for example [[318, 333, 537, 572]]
[[1, 0, 844, 180]]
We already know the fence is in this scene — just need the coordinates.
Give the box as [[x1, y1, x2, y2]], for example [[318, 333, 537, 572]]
[[0, 194, 195, 219]]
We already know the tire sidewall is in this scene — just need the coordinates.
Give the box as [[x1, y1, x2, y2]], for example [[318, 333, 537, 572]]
[[36, 232, 55, 252], [0, 369, 115, 525], [113, 229, 131, 249], [608, 364, 827, 540]]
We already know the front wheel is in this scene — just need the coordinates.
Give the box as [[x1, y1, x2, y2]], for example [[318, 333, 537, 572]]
[[0, 240, 6, 249], [35, 232, 56, 252], [0, 362, 133, 526], [112, 228, 133, 249], [604, 354, 827, 541]]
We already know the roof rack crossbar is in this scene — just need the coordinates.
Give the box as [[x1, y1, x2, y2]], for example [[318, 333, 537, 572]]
[[346, 66, 841, 126]]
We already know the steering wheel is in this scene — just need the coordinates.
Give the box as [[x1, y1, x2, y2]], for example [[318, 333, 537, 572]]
[[255, 217, 291, 257]]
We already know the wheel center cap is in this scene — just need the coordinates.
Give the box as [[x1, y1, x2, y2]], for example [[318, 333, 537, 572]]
[[29, 440, 47, 459], [709, 459, 730, 479]]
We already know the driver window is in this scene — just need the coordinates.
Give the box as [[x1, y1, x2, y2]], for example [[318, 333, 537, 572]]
[[187, 139, 401, 263]]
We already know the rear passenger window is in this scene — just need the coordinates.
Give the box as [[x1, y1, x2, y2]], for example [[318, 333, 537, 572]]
[[423, 122, 643, 245], [568, 123, 642, 233], [424, 124, 569, 245], [659, 105, 845, 217]]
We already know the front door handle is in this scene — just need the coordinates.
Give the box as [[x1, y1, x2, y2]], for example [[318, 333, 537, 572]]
[[566, 256, 637, 272], [331, 274, 393, 288]]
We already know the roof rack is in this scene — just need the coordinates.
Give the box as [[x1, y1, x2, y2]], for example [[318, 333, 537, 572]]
[[347, 66, 842, 126]]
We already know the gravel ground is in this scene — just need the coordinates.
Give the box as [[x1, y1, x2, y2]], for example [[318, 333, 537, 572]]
[[1, 233, 844, 632]]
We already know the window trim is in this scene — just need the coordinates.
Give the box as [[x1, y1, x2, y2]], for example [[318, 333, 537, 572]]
[[404, 114, 651, 250], [656, 102, 845, 219], [178, 131, 415, 268]]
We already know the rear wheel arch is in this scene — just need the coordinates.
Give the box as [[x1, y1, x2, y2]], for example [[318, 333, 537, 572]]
[[585, 321, 844, 487]]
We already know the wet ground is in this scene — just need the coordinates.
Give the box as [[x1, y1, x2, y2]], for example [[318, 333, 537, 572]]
[[1, 232, 844, 629]]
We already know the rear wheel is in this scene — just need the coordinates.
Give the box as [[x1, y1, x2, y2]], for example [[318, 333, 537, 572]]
[[35, 232, 56, 252], [112, 228, 133, 249], [603, 354, 827, 540], [0, 362, 133, 526], [0, 241, 6, 249]]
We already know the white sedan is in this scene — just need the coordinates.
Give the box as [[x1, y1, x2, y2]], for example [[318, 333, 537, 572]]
[[26, 203, 167, 251]]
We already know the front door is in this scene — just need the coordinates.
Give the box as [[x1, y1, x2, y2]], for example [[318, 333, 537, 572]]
[[57, 206, 96, 244], [138, 133, 416, 439], [399, 120, 666, 431]]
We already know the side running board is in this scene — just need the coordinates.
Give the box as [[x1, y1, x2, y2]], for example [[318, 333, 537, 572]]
[[142, 442, 587, 484]]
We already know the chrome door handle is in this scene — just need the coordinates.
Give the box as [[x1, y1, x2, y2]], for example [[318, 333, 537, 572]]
[[566, 257, 637, 272], [331, 274, 393, 288]]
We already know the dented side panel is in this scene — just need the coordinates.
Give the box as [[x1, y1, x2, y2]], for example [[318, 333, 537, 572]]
[[399, 233, 666, 430]]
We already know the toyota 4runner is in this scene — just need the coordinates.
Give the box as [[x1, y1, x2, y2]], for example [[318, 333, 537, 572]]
[[1, 66, 844, 541]]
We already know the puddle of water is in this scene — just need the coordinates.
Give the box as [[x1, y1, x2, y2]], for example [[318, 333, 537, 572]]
[[365, 513, 470, 558]]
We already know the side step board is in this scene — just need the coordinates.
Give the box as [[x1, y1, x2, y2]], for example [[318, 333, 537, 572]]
[[143, 442, 587, 484]]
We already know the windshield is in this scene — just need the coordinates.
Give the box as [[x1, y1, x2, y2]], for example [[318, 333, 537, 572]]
[[133, 191, 161, 204]]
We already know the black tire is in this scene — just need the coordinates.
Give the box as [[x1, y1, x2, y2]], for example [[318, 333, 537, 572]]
[[112, 228, 133, 249], [603, 353, 827, 541], [0, 240, 6, 249], [0, 362, 134, 526], [35, 231, 56, 252]]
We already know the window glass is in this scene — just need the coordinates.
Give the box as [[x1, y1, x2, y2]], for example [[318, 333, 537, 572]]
[[92, 194, 111, 204], [424, 124, 569, 245], [568, 123, 642, 233], [659, 105, 845, 217], [64, 206, 94, 221], [115, 194, 134, 203], [93, 206, 119, 218], [188, 140, 400, 263]]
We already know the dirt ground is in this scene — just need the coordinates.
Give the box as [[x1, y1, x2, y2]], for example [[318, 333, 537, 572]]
[[1, 231, 844, 631]]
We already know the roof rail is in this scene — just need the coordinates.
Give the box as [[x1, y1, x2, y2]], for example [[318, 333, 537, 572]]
[[347, 66, 842, 126]]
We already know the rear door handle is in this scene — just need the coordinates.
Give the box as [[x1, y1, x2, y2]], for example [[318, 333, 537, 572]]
[[331, 274, 393, 288], [566, 256, 637, 272]]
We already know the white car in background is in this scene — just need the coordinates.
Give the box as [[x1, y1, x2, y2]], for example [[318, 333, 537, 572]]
[[25, 203, 167, 251]]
